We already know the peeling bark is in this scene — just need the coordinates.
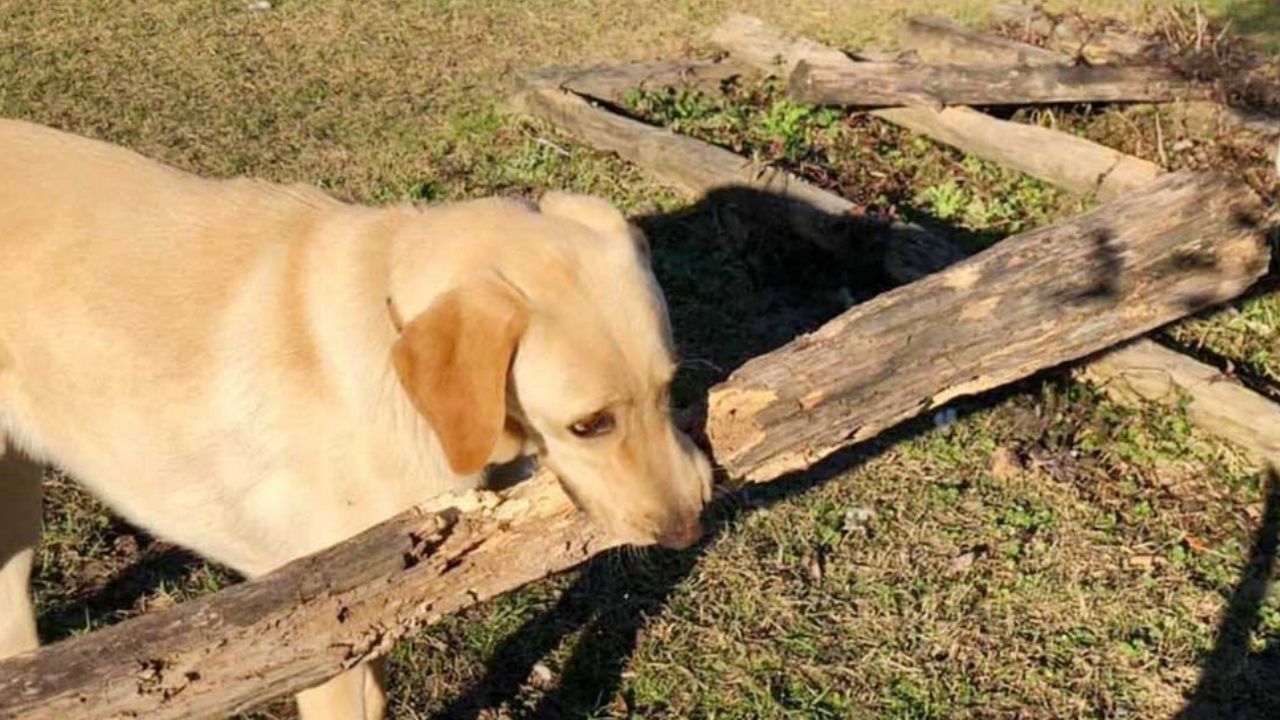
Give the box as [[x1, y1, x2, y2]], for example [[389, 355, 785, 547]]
[[707, 172, 1268, 482], [789, 58, 1204, 108]]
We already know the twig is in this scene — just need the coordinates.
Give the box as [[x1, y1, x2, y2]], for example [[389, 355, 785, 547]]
[[1156, 112, 1169, 168]]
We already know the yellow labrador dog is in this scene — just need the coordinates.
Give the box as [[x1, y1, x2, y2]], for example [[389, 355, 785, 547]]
[[0, 119, 712, 719]]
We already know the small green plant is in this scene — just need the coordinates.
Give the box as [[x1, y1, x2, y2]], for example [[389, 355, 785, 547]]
[[915, 179, 968, 220], [621, 87, 724, 134], [755, 99, 839, 162]]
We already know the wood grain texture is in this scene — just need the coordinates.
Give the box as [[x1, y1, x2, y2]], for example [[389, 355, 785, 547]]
[[0, 476, 610, 720], [521, 59, 750, 104], [902, 16, 1065, 66], [707, 172, 1268, 482], [712, 14, 1280, 468], [874, 105, 1161, 200], [708, 13, 853, 77], [987, 4, 1279, 138], [789, 58, 1204, 108]]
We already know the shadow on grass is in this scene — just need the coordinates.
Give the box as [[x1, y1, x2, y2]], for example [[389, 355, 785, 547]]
[[1175, 467, 1280, 720], [36, 543, 210, 643], [432, 428, 916, 719], [427, 182, 1135, 718]]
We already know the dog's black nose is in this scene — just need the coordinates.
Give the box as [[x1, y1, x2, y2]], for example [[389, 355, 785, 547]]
[[657, 519, 703, 550]]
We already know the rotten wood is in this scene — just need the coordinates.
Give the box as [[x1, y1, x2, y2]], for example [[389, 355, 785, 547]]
[[0, 170, 1267, 720], [0, 476, 610, 720], [707, 171, 1268, 481], [713, 14, 1280, 465], [710, 15, 1161, 200], [512, 78, 965, 280], [789, 57, 1204, 108], [1078, 339, 1280, 464]]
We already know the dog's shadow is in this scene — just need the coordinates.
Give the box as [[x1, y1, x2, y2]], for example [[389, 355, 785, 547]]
[[427, 184, 1280, 720], [426, 187, 1005, 719], [1174, 468, 1280, 720]]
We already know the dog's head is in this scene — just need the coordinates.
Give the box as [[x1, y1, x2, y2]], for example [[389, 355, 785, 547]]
[[390, 193, 711, 549]]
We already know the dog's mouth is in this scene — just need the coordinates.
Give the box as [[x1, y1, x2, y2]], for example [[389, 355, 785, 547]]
[[548, 473, 703, 550], [655, 519, 704, 550]]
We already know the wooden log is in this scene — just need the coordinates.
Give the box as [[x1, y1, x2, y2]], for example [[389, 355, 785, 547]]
[[708, 13, 853, 76], [988, 5, 1280, 139], [713, 14, 1280, 466], [887, 18, 1163, 199], [708, 171, 1269, 481], [874, 106, 1160, 200], [710, 15, 1161, 201], [511, 78, 965, 280], [990, 3, 1156, 65], [902, 16, 1065, 66], [0, 171, 1267, 720], [1078, 339, 1280, 464], [0, 476, 608, 720], [520, 59, 750, 104], [789, 58, 1205, 108]]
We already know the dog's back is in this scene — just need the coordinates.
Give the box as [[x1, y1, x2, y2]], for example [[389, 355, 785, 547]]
[[0, 120, 430, 572]]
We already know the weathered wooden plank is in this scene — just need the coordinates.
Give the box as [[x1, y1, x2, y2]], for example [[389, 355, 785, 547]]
[[902, 16, 1065, 66], [712, 14, 1280, 467], [707, 13, 853, 76], [708, 171, 1268, 481], [789, 58, 1205, 108], [0, 476, 609, 720], [988, 5, 1280, 138], [710, 14, 1161, 200], [521, 59, 750, 104], [875, 105, 1161, 200], [1079, 339, 1280, 464]]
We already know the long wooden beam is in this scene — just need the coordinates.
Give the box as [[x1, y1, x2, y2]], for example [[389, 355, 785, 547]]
[[710, 14, 1161, 201], [711, 14, 1280, 465]]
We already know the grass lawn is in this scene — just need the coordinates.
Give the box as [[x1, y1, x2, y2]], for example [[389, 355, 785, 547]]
[[4, 1, 1280, 718]]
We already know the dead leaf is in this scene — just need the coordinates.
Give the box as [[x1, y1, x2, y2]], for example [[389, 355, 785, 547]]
[[989, 447, 1023, 481], [949, 551, 977, 574]]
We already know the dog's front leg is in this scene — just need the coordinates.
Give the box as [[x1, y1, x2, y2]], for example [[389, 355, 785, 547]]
[[0, 446, 42, 659], [295, 657, 387, 720]]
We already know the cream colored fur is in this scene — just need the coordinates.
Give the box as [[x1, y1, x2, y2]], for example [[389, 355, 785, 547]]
[[0, 119, 711, 720]]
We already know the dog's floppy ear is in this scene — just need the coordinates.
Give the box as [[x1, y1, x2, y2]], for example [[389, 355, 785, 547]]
[[392, 276, 528, 475]]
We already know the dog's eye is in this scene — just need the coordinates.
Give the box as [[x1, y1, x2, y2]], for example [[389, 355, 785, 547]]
[[569, 411, 615, 438]]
